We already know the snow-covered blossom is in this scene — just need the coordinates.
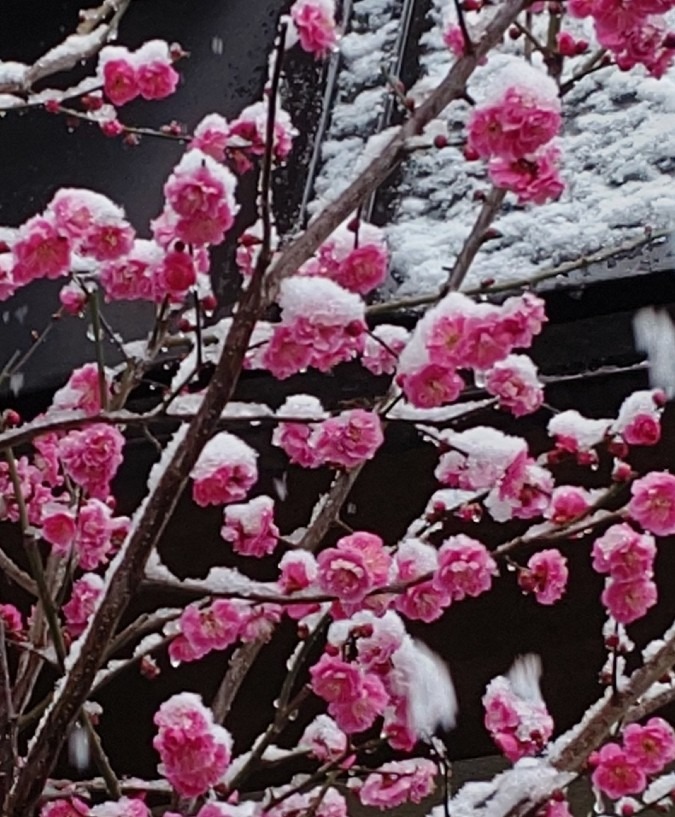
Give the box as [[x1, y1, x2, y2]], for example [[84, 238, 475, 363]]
[[483, 655, 553, 762], [57, 424, 125, 499], [433, 534, 497, 602], [362, 325, 409, 375], [99, 41, 178, 106], [62, 573, 104, 637], [191, 432, 258, 507], [290, 0, 338, 58], [314, 409, 384, 469], [612, 390, 664, 446], [173, 600, 244, 662], [153, 692, 232, 796], [51, 363, 112, 415], [221, 495, 279, 557], [485, 354, 544, 416], [355, 758, 437, 809], [299, 714, 348, 761]]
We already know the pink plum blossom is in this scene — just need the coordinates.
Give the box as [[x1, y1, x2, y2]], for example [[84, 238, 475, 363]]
[[178, 600, 244, 660], [622, 717, 675, 774], [486, 355, 544, 416], [434, 534, 497, 602], [290, 0, 338, 58], [153, 692, 232, 797], [591, 743, 647, 800], [601, 577, 657, 625], [51, 363, 112, 415], [519, 549, 569, 605], [191, 432, 258, 507], [299, 714, 349, 761], [12, 216, 70, 284], [361, 325, 409, 376], [40, 799, 90, 817], [591, 523, 656, 581], [627, 471, 675, 536], [221, 495, 279, 557], [62, 573, 104, 637], [356, 759, 437, 809], [399, 364, 465, 409], [314, 409, 384, 469], [57, 424, 125, 499], [489, 146, 565, 206]]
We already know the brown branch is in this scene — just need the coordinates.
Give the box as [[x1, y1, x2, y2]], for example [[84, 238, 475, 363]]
[[263, 0, 528, 303], [7, 253, 269, 817], [440, 186, 507, 296], [0, 546, 38, 596], [0, 620, 17, 810]]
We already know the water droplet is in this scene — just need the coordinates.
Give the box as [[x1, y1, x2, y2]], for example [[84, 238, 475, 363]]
[[85, 324, 96, 341], [506, 562, 516, 572], [473, 369, 487, 388], [288, 709, 298, 721], [272, 698, 280, 709]]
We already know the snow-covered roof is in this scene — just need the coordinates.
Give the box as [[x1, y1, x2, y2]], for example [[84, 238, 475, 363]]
[[309, 0, 675, 299]]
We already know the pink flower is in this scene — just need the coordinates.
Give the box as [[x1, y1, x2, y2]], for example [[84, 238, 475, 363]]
[[361, 325, 409, 376], [486, 355, 544, 416], [90, 797, 150, 817], [467, 86, 561, 161], [462, 313, 514, 369], [628, 471, 675, 536], [519, 549, 569, 605], [318, 546, 372, 602], [101, 57, 139, 106], [399, 364, 465, 408], [591, 743, 647, 800], [334, 243, 389, 294], [545, 486, 591, 525], [221, 495, 279, 557], [62, 573, 104, 637], [190, 113, 230, 161], [0, 603, 24, 638], [100, 239, 160, 302], [300, 714, 348, 761], [153, 692, 232, 797], [58, 424, 125, 499], [591, 523, 656, 581], [51, 363, 111, 415], [179, 600, 244, 660], [434, 534, 497, 601], [602, 576, 658, 624], [191, 432, 258, 507], [290, 0, 338, 58], [489, 146, 565, 206], [153, 247, 196, 302], [12, 216, 70, 284], [310, 653, 362, 703], [314, 409, 384, 469], [329, 671, 389, 734], [357, 759, 437, 809], [278, 550, 318, 593], [40, 798, 91, 817], [623, 717, 675, 774], [41, 506, 77, 555], [136, 60, 179, 100]]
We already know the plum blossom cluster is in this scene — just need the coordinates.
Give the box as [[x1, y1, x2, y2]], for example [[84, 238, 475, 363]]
[[261, 276, 366, 379], [569, 0, 675, 77], [592, 523, 658, 625], [153, 692, 233, 797], [190, 432, 258, 507], [517, 549, 569, 606], [300, 220, 390, 295], [466, 66, 563, 204], [289, 0, 338, 58], [98, 41, 179, 106], [434, 427, 553, 522], [352, 758, 437, 809], [221, 495, 280, 557], [309, 610, 455, 746], [396, 290, 546, 409], [483, 657, 554, 762], [191, 101, 295, 175], [272, 398, 384, 470], [591, 717, 675, 800]]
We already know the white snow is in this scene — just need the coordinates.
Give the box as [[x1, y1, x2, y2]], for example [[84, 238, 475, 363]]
[[309, 0, 675, 297]]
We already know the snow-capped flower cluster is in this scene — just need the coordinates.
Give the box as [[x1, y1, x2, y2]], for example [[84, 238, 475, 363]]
[[153, 692, 233, 796], [289, 0, 338, 58], [483, 655, 553, 762], [98, 40, 179, 108], [262, 276, 366, 378], [353, 758, 437, 809], [611, 389, 665, 447], [396, 290, 546, 409], [62, 573, 104, 637], [591, 717, 675, 799], [301, 220, 390, 295], [272, 401, 383, 469], [467, 65, 564, 204], [569, 0, 675, 78], [361, 325, 410, 376], [592, 523, 657, 624], [221, 495, 279, 557], [190, 432, 258, 507]]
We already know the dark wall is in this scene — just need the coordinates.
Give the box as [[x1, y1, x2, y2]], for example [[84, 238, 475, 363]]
[[0, 0, 286, 395]]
